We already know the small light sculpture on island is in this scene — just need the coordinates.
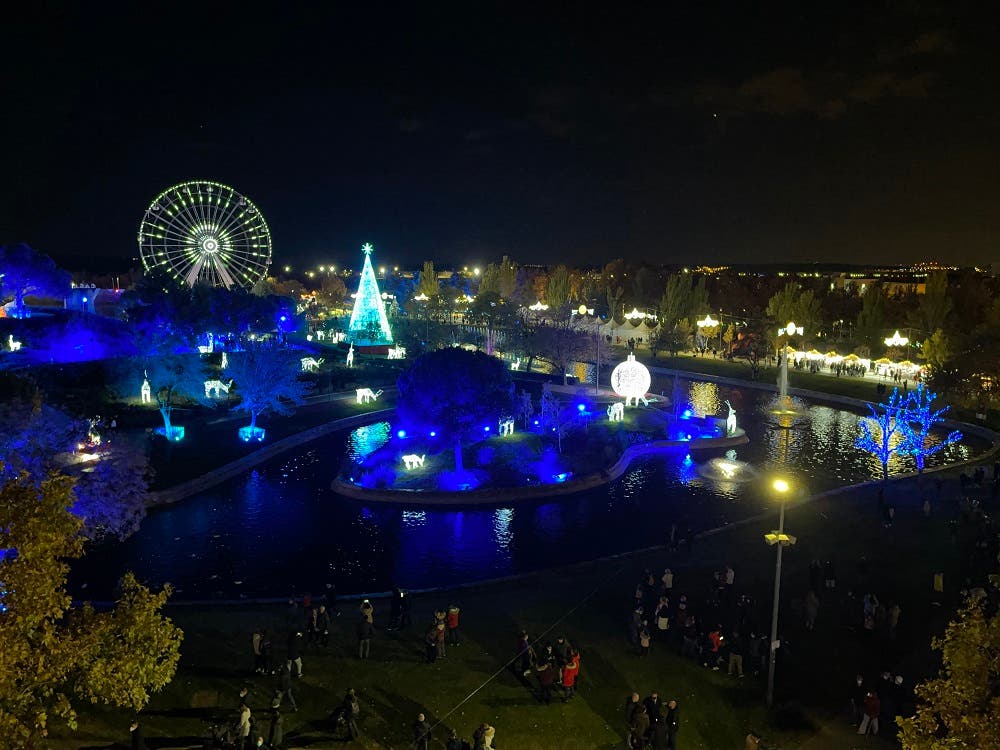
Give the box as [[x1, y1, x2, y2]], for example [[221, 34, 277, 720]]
[[725, 400, 738, 436], [356, 387, 382, 404], [7, 334, 22, 352], [610, 354, 651, 407], [221, 352, 228, 369], [204, 378, 233, 398], [300, 356, 324, 372], [346, 344, 354, 368], [607, 402, 624, 422], [499, 418, 515, 436], [402, 454, 425, 470], [140, 372, 152, 404], [197, 332, 214, 355], [387, 345, 407, 360]]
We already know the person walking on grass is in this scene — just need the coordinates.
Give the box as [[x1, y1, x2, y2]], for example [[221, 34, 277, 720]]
[[425, 623, 439, 663], [129, 720, 146, 750], [286, 630, 303, 677], [413, 712, 432, 750], [357, 615, 374, 660], [858, 691, 880, 735], [727, 631, 745, 678], [630, 705, 650, 749], [665, 699, 679, 749], [266, 700, 284, 750], [278, 662, 298, 712], [639, 620, 652, 656], [435, 621, 447, 660]]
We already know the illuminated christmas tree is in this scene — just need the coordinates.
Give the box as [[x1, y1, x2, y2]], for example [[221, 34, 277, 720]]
[[347, 243, 393, 345]]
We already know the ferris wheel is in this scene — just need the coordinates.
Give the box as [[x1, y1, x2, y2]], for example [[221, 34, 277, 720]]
[[138, 180, 272, 289]]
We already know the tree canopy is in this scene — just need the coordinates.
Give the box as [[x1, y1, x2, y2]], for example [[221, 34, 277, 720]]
[[396, 348, 514, 471], [0, 243, 71, 315], [227, 350, 313, 430], [0, 474, 182, 747], [898, 596, 1000, 749]]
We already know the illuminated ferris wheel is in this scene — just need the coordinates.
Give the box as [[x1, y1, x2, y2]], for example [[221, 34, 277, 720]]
[[138, 180, 272, 289]]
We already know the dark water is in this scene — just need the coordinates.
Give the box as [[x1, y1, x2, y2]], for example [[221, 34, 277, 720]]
[[71, 382, 983, 600]]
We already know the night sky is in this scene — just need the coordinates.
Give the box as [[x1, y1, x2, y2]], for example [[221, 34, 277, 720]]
[[3, 4, 998, 269]]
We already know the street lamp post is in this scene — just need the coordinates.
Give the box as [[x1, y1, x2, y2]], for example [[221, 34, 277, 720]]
[[765, 478, 797, 706], [696, 314, 720, 354]]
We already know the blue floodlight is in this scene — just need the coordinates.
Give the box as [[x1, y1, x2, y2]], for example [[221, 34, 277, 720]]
[[429, 430, 437, 437], [682, 409, 692, 419], [577, 403, 586, 412], [397, 429, 407, 439]]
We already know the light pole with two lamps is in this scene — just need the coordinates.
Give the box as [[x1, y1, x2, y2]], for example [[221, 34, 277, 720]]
[[696, 314, 721, 354], [765, 477, 797, 706], [777, 322, 803, 400]]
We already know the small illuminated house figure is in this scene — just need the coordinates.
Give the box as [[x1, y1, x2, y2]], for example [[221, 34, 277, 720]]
[[607, 402, 624, 422], [301, 357, 325, 372], [402, 454, 425, 470], [610, 354, 651, 407], [7, 334, 22, 352], [725, 400, 738, 436], [499, 418, 515, 436], [204, 379, 233, 398], [346, 344, 355, 368], [140, 373, 152, 404], [356, 387, 383, 404]]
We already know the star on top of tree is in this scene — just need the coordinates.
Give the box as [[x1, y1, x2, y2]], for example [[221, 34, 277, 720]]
[[362, 242, 374, 255]]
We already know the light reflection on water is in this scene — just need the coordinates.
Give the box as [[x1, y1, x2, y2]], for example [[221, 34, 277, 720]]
[[71, 383, 986, 600]]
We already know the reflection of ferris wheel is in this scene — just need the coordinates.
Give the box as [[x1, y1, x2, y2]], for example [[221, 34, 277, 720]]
[[138, 180, 272, 289]]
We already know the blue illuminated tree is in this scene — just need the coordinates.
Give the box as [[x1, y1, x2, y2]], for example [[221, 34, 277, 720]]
[[0, 243, 71, 317], [347, 243, 393, 344], [898, 383, 962, 473], [397, 348, 513, 472], [226, 350, 313, 434], [855, 388, 907, 482]]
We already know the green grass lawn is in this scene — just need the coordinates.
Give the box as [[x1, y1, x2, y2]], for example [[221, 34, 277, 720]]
[[56, 458, 997, 749]]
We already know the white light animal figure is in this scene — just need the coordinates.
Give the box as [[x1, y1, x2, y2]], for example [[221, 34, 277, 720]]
[[346, 344, 355, 368], [197, 332, 214, 355], [316, 330, 326, 341], [725, 399, 738, 436], [356, 387, 383, 404], [607, 402, 624, 422], [7, 334, 22, 352], [301, 357, 325, 372], [402, 454, 425, 470], [499, 418, 515, 436], [204, 379, 234, 398], [387, 345, 407, 359], [510, 358, 521, 371]]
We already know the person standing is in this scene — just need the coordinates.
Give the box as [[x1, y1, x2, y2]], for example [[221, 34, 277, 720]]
[[252, 628, 264, 674], [435, 622, 447, 660], [286, 630, 303, 677], [340, 688, 361, 741], [562, 651, 580, 701], [665, 699, 679, 749], [858, 691, 880, 735], [360, 598, 374, 624], [413, 712, 432, 750], [536, 656, 556, 704], [639, 620, 652, 656], [630, 705, 650, 750], [425, 623, 439, 663], [446, 603, 462, 645], [727, 631, 745, 678], [447, 729, 465, 750], [267, 701, 284, 750], [315, 605, 331, 647], [129, 720, 147, 750], [236, 703, 252, 750], [357, 616, 374, 660], [278, 662, 298, 712], [625, 692, 641, 729]]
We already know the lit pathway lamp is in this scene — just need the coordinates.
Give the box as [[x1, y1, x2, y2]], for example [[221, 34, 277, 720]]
[[884, 329, 910, 361], [696, 314, 720, 353], [777, 322, 803, 400], [765, 478, 797, 706]]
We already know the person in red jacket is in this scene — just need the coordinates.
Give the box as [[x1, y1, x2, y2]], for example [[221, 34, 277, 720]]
[[561, 651, 580, 701], [858, 691, 881, 736], [446, 604, 461, 645]]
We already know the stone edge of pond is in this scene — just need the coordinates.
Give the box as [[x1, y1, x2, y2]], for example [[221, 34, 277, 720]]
[[145, 407, 395, 507]]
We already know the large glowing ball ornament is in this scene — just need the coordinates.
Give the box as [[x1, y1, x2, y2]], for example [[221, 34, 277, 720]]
[[610, 354, 651, 407]]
